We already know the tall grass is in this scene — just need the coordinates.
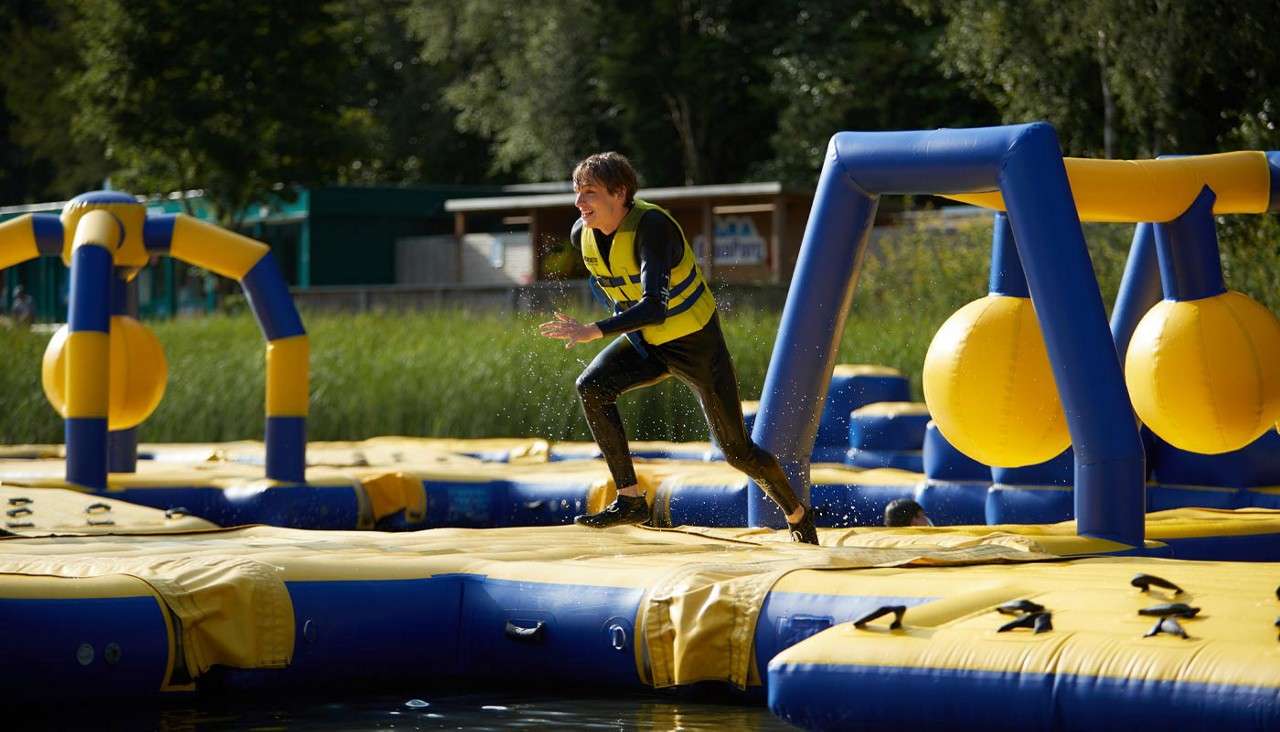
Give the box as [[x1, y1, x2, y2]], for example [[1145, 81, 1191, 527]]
[[0, 216, 1269, 444]]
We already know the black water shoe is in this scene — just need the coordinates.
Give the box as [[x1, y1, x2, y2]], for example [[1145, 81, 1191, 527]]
[[575, 494, 650, 528], [789, 511, 819, 545]]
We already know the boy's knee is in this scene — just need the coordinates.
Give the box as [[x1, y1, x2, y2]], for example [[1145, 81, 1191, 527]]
[[576, 372, 608, 405], [720, 442, 757, 470]]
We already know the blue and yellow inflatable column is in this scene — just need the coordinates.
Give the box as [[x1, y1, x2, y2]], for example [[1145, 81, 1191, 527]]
[[143, 214, 309, 482], [62, 210, 121, 487], [49, 192, 159, 487]]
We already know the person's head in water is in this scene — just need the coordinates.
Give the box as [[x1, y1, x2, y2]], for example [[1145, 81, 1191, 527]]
[[573, 152, 637, 234], [884, 498, 930, 527]]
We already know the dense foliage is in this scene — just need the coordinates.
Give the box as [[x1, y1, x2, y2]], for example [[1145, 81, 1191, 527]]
[[2, 0, 1276, 210], [0, 1, 1276, 442]]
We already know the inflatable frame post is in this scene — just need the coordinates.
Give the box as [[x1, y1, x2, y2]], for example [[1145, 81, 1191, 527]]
[[1152, 187, 1225, 300], [754, 124, 1146, 544], [989, 212, 1028, 297], [749, 145, 878, 526], [106, 274, 140, 473], [144, 214, 309, 483], [1109, 224, 1162, 364], [64, 210, 120, 489]]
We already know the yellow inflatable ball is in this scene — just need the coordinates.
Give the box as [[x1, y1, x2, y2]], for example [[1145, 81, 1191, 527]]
[[923, 294, 1070, 467], [42, 315, 168, 430], [1125, 290, 1280, 454]]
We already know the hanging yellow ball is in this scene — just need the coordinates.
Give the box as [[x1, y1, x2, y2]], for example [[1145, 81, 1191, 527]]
[[42, 315, 168, 430], [1125, 290, 1280, 454], [923, 294, 1070, 467]]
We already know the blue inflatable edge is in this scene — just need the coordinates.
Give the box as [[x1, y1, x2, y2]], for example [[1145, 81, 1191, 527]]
[[768, 662, 1280, 731]]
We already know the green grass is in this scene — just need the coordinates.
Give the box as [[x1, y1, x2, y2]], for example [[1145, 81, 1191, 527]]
[[0, 216, 1268, 444]]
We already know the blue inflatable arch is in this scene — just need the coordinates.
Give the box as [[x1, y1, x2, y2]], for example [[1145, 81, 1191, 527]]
[[751, 123, 1146, 545]]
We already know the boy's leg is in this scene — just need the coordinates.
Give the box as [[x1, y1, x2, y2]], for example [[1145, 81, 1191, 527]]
[[662, 319, 818, 544], [574, 336, 669, 527]]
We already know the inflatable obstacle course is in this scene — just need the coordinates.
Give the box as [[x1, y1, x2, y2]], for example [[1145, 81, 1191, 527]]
[[5, 125, 1280, 727]]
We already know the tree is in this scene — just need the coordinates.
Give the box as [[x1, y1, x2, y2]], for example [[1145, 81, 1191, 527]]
[[591, 0, 782, 186], [0, 0, 110, 201], [917, 0, 1280, 158], [329, 0, 496, 185], [65, 0, 363, 227], [762, 0, 999, 184], [407, 0, 606, 183], [407, 0, 788, 187]]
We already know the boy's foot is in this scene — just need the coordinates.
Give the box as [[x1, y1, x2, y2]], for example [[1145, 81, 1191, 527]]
[[789, 511, 819, 545], [575, 494, 650, 528]]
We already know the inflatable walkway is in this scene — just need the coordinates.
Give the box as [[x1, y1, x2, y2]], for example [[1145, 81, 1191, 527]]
[[2, 495, 1276, 730]]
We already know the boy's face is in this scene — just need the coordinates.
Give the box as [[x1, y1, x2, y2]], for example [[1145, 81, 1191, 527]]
[[574, 178, 628, 234]]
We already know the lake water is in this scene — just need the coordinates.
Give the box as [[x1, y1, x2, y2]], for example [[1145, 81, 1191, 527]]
[[19, 685, 799, 731]]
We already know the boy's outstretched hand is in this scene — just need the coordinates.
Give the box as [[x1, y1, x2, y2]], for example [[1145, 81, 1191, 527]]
[[539, 311, 603, 349]]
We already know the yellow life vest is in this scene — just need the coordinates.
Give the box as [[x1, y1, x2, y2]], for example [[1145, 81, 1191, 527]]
[[580, 199, 716, 345]]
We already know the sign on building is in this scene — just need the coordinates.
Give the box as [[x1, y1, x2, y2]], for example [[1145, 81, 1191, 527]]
[[694, 215, 767, 265]]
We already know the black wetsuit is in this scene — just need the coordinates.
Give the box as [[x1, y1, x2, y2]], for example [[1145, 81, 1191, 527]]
[[572, 211, 802, 516]]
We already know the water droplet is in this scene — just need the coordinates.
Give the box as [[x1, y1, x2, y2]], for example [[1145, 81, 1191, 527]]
[[404, 699, 430, 708]]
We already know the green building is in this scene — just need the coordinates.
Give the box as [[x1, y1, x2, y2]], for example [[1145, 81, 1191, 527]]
[[1, 184, 499, 321]]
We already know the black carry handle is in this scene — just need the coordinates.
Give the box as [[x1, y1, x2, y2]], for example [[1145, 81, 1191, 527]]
[[1138, 603, 1200, 619], [504, 620, 546, 643], [996, 599, 1045, 616], [998, 611, 1053, 634], [1131, 573, 1183, 595], [853, 605, 907, 630], [6, 507, 32, 518], [85, 502, 112, 514], [7, 496, 32, 506], [164, 507, 190, 519]]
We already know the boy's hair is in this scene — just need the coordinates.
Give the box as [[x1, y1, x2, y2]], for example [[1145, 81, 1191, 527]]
[[883, 498, 925, 527], [573, 152, 638, 205]]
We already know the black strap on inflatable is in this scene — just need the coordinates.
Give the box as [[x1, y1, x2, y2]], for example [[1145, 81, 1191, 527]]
[[996, 599, 1046, 616], [997, 611, 1053, 634], [853, 605, 907, 630], [1131, 573, 1183, 595], [504, 620, 546, 643], [1138, 603, 1200, 619]]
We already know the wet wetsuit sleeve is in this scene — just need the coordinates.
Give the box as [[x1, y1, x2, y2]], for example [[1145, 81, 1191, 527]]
[[593, 212, 680, 336]]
